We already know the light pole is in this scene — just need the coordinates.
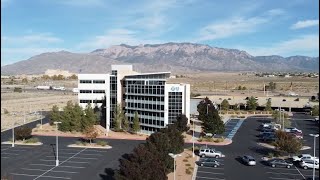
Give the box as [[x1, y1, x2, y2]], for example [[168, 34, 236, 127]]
[[168, 153, 182, 180], [104, 106, 109, 136], [54, 121, 62, 166], [12, 121, 16, 147], [309, 134, 319, 180], [206, 104, 210, 114], [40, 109, 43, 129], [192, 117, 195, 158]]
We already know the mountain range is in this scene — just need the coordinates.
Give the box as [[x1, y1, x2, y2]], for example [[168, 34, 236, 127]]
[[1, 42, 319, 75]]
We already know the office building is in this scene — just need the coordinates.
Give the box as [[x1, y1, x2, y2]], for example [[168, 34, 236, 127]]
[[78, 65, 190, 134]]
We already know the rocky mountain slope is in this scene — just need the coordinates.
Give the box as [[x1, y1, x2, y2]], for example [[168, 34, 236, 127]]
[[1, 43, 319, 75]]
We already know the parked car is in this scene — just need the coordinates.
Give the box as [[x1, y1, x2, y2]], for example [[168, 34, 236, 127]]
[[259, 131, 275, 138], [292, 154, 319, 162], [241, 155, 256, 166], [267, 158, 293, 168], [299, 160, 319, 169], [284, 127, 302, 133], [199, 148, 225, 158], [260, 134, 277, 142], [288, 132, 303, 139], [196, 158, 221, 167]]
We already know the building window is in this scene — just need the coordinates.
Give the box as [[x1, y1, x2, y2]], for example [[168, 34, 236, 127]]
[[93, 90, 105, 93], [93, 80, 105, 84], [80, 90, 92, 93], [93, 100, 103, 103], [80, 100, 92, 103], [80, 80, 92, 84]]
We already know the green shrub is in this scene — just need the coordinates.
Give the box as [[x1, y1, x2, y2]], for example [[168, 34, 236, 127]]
[[4, 109, 9, 114], [75, 141, 82, 145], [96, 140, 107, 146], [13, 87, 22, 93], [183, 159, 188, 162], [15, 126, 32, 141], [8, 138, 13, 142], [185, 168, 192, 175], [185, 163, 191, 167], [25, 137, 39, 143], [267, 152, 274, 158]]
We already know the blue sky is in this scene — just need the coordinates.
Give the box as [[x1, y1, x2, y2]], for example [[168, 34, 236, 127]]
[[1, 0, 319, 65]]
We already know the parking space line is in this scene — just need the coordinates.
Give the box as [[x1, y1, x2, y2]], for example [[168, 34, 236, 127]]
[[33, 148, 87, 180], [59, 148, 85, 151], [1, 152, 19, 155], [266, 172, 301, 176], [269, 177, 300, 180], [11, 173, 71, 179], [64, 161, 90, 164], [46, 156, 98, 160], [294, 166, 306, 179], [9, 149, 26, 152], [1, 147, 12, 151], [21, 168, 79, 174], [11, 173, 39, 177], [197, 171, 224, 175], [1, 156, 9, 158], [83, 149, 108, 153], [198, 167, 224, 170], [196, 176, 225, 180], [30, 164, 55, 166], [58, 165, 85, 168], [76, 153, 103, 156]]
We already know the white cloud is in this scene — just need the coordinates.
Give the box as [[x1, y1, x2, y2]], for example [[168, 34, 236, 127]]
[[54, 0, 105, 7], [195, 9, 284, 42], [240, 34, 319, 56], [291, 19, 319, 29], [76, 28, 163, 51], [2, 33, 62, 45]]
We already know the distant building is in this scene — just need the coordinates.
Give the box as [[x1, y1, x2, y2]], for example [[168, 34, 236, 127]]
[[77, 65, 190, 134]]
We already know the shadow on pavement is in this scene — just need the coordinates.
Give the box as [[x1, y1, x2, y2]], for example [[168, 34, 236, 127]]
[[248, 146, 276, 156], [99, 168, 116, 180]]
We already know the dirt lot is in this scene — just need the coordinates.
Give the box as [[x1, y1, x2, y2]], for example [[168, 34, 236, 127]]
[[1, 89, 77, 131], [168, 72, 319, 96]]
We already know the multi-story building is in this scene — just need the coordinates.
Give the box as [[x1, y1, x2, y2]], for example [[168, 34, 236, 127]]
[[78, 65, 190, 134]]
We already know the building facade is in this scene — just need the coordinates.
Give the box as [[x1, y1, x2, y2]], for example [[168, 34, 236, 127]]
[[78, 65, 190, 134]]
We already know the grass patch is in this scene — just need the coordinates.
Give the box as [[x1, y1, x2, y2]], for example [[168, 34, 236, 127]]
[[96, 140, 108, 146], [25, 137, 39, 143], [75, 141, 82, 145]]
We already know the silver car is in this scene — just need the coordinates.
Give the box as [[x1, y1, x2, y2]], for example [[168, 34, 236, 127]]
[[242, 155, 256, 166]]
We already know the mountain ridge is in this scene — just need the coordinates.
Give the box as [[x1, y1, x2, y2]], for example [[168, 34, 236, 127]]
[[1, 42, 319, 75]]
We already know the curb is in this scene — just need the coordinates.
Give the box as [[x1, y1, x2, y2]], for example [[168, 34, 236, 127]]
[[186, 139, 233, 146], [192, 156, 200, 180], [31, 133, 147, 141]]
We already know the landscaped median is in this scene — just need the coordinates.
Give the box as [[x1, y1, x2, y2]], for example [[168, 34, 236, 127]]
[[167, 149, 197, 180], [2, 137, 43, 146], [68, 140, 112, 149], [183, 132, 232, 146]]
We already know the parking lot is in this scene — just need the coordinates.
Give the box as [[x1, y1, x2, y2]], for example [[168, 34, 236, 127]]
[[221, 119, 244, 140], [195, 113, 319, 180], [1, 137, 141, 180]]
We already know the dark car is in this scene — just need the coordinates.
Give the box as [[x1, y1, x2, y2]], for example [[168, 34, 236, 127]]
[[196, 158, 221, 167], [268, 158, 293, 168], [260, 134, 277, 142]]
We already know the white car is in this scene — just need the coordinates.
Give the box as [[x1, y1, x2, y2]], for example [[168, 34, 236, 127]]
[[299, 160, 319, 169], [284, 127, 302, 133], [292, 154, 319, 162], [242, 155, 256, 166]]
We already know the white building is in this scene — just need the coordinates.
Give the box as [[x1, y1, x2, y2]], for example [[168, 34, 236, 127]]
[[78, 65, 190, 134]]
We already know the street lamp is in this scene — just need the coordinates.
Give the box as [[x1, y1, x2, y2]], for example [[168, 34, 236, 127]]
[[206, 104, 210, 114], [168, 153, 182, 180], [54, 121, 62, 166], [103, 106, 109, 136], [192, 117, 195, 158], [11, 119, 17, 147], [309, 134, 319, 180]]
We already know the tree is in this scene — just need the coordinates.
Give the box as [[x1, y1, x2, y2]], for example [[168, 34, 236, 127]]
[[113, 104, 123, 131], [174, 114, 189, 132], [265, 99, 272, 111], [202, 110, 225, 135], [272, 111, 291, 128], [83, 126, 99, 145], [14, 126, 32, 141], [49, 105, 61, 125], [115, 144, 167, 180], [69, 74, 78, 80], [197, 97, 215, 121], [268, 82, 276, 91], [247, 96, 258, 111], [221, 99, 230, 111], [22, 78, 28, 84], [81, 103, 98, 131], [132, 112, 140, 134], [242, 86, 247, 90], [312, 105, 319, 116], [237, 85, 242, 90], [122, 114, 130, 132], [145, 132, 174, 173], [272, 130, 302, 155], [41, 75, 50, 80], [161, 124, 185, 154]]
